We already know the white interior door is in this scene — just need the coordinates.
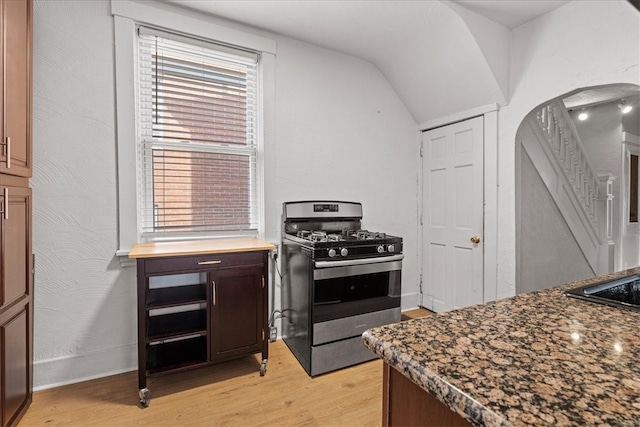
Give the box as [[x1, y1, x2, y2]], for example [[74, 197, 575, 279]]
[[422, 116, 484, 312]]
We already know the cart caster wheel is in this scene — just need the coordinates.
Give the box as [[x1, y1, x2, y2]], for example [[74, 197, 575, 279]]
[[138, 388, 151, 408], [260, 359, 267, 376]]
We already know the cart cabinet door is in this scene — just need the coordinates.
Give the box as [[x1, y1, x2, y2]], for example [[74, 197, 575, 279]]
[[210, 265, 264, 361]]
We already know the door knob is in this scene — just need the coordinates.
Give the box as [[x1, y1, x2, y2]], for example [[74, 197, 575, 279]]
[[470, 236, 481, 244]]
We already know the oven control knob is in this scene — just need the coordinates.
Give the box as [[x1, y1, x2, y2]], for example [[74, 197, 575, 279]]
[[328, 248, 337, 258], [340, 247, 349, 257], [377, 245, 385, 253], [387, 244, 395, 253]]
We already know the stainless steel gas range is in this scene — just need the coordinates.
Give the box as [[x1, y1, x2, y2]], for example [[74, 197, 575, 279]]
[[281, 201, 402, 376]]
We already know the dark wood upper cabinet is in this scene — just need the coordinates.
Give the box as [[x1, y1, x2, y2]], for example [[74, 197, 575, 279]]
[[0, 0, 32, 178]]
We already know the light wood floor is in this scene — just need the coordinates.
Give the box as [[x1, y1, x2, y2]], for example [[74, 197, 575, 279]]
[[19, 310, 433, 427], [19, 340, 383, 427], [401, 308, 434, 321]]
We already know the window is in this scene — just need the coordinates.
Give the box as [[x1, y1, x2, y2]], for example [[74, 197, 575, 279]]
[[112, 0, 275, 257], [136, 27, 260, 238]]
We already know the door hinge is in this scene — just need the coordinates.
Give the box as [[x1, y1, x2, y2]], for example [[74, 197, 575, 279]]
[[420, 215, 423, 226], [262, 276, 265, 288], [420, 144, 424, 157], [262, 329, 265, 341]]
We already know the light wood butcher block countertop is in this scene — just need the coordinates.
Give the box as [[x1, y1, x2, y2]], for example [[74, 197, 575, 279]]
[[128, 238, 276, 259], [362, 267, 640, 427]]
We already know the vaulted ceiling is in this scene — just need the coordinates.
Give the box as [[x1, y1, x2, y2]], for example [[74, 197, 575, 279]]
[[163, 0, 571, 124]]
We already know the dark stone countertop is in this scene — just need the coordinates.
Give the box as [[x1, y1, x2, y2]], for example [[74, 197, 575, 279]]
[[362, 268, 640, 426]]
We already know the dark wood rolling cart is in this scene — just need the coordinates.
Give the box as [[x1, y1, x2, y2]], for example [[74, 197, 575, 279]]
[[129, 238, 275, 407]]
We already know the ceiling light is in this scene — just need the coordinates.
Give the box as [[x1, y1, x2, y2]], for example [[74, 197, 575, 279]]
[[618, 99, 633, 114], [578, 111, 589, 121]]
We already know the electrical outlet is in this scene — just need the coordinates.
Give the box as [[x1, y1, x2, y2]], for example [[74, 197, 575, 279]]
[[269, 326, 278, 342]]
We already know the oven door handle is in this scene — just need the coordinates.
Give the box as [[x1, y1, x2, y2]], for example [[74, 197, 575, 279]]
[[314, 254, 404, 269]]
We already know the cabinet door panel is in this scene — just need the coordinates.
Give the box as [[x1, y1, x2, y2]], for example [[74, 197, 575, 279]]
[[1, 307, 29, 427], [0, 0, 31, 178], [211, 266, 263, 360], [0, 185, 30, 308]]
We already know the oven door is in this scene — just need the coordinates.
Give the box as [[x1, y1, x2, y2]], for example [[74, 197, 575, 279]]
[[312, 255, 403, 323]]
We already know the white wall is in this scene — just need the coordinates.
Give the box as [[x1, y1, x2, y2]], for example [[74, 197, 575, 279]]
[[622, 95, 640, 134], [32, 0, 138, 389], [497, 0, 640, 298], [516, 127, 594, 294], [571, 102, 624, 182], [32, 0, 418, 389]]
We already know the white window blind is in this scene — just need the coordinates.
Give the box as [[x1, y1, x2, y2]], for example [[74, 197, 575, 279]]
[[136, 26, 260, 236]]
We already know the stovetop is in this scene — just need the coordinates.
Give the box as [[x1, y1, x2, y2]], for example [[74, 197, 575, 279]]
[[294, 229, 389, 243], [564, 274, 640, 312], [282, 201, 402, 260], [284, 229, 402, 260]]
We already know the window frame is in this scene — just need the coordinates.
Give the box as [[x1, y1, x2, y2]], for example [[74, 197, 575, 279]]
[[622, 132, 640, 233], [112, 0, 276, 258], [136, 27, 260, 236]]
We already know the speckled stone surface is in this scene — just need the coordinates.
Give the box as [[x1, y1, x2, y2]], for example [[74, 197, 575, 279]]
[[362, 268, 640, 427]]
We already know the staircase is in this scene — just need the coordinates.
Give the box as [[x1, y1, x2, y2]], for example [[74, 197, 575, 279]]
[[523, 100, 613, 274]]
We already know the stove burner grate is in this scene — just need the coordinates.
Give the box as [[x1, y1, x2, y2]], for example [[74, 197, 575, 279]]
[[355, 230, 386, 240], [309, 231, 327, 242], [296, 230, 310, 239], [295, 229, 389, 243]]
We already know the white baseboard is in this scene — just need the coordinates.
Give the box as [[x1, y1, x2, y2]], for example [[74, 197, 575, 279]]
[[401, 292, 420, 311], [34, 344, 137, 391]]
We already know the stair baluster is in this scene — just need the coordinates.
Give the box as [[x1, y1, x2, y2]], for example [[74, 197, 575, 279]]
[[533, 100, 599, 232]]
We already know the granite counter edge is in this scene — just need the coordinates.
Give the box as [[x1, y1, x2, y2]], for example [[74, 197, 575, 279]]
[[361, 332, 512, 427]]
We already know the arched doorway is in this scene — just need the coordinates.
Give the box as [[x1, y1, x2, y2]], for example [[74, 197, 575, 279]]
[[515, 83, 640, 294]]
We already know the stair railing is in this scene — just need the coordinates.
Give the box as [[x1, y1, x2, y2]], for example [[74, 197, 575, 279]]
[[535, 100, 600, 231]]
